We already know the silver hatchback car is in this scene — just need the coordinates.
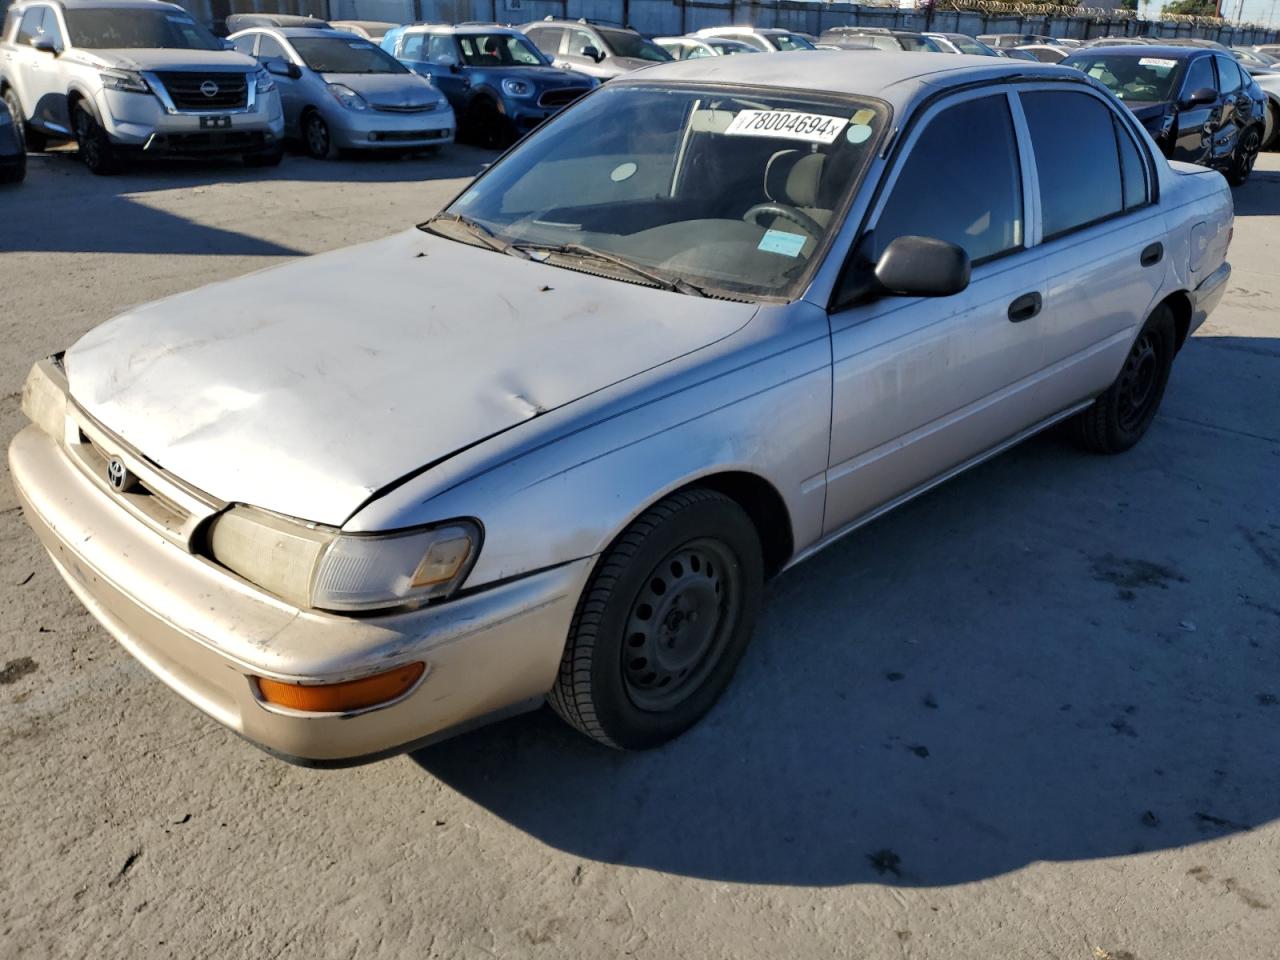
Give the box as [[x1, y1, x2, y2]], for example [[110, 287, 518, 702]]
[[228, 25, 454, 158], [12, 53, 1231, 765]]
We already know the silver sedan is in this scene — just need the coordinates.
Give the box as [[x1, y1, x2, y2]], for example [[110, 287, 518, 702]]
[[228, 26, 454, 158], [11, 53, 1232, 764]]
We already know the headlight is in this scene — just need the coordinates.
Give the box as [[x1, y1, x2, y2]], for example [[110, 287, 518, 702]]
[[326, 82, 368, 111], [501, 78, 533, 98], [207, 507, 480, 613], [254, 66, 275, 94], [311, 522, 480, 611], [100, 69, 150, 94]]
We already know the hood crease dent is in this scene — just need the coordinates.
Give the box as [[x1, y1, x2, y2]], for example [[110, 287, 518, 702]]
[[66, 230, 756, 527]]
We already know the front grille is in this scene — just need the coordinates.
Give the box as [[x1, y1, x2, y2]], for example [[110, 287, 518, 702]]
[[153, 71, 249, 111], [373, 102, 440, 114], [152, 130, 266, 154], [538, 87, 589, 109]]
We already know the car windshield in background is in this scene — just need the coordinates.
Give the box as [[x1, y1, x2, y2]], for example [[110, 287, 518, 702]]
[[896, 35, 938, 52], [950, 37, 995, 55], [710, 41, 755, 55], [458, 33, 546, 66], [63, 9, 221, 50], [600, 29, 672, 61], [1065, 53, 1182, 101], [773, 33, 816, 51], [430, 84, 886, 300], [292, 37, 408, 73]]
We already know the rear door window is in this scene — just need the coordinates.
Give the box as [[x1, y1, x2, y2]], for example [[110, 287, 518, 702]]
[[524, 26, 563, 56], [1021, 89, 1125, 239], [873, 94, 1024, 264], [1215, 55, 1243, 94]]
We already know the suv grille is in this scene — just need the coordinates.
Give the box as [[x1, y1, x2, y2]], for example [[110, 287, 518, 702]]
[[538, 87, 589, 109], [153, 72, 249, 111]]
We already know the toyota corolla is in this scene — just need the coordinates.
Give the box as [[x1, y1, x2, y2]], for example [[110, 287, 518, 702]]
[[11, 53, 1232, 764]]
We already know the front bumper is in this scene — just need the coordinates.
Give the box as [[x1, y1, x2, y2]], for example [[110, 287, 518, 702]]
[[329, 104, 456, 150], [96, 86, 285, 154], [9, 421, 592, 764]]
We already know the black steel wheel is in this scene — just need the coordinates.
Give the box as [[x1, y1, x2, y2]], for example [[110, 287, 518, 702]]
[[549, 488, 764, 750], [73, 103, 118, 175], [1067, 303, 1176, 454], [1228, 126, 1261, 186]]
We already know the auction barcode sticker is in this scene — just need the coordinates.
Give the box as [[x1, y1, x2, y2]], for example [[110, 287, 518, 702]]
[[1138, 58, 1178, 69], [725, 110, 848, 144]]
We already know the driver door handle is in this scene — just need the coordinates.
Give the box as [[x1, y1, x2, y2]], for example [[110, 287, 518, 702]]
[[1007, 292, 1042, 323]]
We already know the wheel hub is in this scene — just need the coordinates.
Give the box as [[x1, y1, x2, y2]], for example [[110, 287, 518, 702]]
[[623, 542, 733, 711], [1118, 332, 1159, 431]]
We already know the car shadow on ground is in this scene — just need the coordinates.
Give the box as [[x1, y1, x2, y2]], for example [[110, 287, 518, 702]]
[[413, 380, 1279, 888], [0, 144, 497, 256], [1235, 166, 1280, 217]]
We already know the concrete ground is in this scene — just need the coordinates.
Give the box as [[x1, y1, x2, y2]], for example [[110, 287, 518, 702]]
[[0, 146, 1277, 960]]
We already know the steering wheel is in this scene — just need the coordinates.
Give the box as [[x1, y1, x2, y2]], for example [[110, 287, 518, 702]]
[[743, 202, 825, 241]]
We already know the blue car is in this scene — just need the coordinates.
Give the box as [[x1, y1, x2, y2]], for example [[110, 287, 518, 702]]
[[382, 24, 595, 148]]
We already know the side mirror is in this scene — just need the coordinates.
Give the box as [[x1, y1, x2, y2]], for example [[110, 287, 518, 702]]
[[1181, 86, 1218, 108], [265, 59, 301, 79], [582, 45, 604, 63], [873, 236, 971, 298], [31, 35, 59, 55], [448, 61, 462, 73]]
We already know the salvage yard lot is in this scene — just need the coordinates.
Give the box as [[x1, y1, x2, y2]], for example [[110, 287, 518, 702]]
[[1, 149, 1277, 959]]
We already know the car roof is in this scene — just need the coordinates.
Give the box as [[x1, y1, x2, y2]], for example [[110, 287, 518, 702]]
[[246, 26, 370, 40], [36, 0, 184, 9], [1067, 45, 1211, 59], [401, 23, 524, 35], [531, 20, 638, 33], [630, 50, 1070, 108]]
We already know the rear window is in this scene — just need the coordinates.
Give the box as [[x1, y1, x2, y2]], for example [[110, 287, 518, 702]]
[[64, 9, 220, 50], [598, 28, 670, 62]]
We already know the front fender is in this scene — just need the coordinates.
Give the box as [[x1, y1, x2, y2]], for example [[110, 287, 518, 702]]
[[345, 302, 835, 589]]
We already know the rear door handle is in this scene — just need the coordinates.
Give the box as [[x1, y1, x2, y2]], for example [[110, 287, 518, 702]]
[[1007, 292, 1042, 323], [1141, 242, 1163, 267]]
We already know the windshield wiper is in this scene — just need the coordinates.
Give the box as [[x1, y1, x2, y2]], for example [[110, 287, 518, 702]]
[[421, 213, 531, 258], [515, 242, 707, 297]]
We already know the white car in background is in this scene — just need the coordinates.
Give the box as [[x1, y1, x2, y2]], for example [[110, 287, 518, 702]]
[[693, 26, 816, 52], [655, 36, 759, 59], [0, 0, 285, 172]]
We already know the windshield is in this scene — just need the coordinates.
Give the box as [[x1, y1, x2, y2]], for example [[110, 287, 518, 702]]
[[430, 84, 885, 300], [896, 34, 939, 52], [1064, 53, 1183, 101], [710, 41, 756, 55], [292, 36, 408, 73], [457, 33, 547, 66], [949, 36, 998, 56], [771, 33, 815, 51], [64, 9, 220, 50], [599, 29, 672, 62]]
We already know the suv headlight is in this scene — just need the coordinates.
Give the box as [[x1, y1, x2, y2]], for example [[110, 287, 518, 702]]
[[501, 78, 533, 98], [327, 82, 368, 111], [254, 66, 275, 94], [207, 507, 480, 613], [100, 69, 150, 94]]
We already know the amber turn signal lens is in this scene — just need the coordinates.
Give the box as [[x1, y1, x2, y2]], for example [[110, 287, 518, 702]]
[[255, 662, 425, 713]]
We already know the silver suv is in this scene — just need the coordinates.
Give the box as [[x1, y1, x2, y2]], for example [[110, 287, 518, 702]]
[[0, 0, 285, 173]]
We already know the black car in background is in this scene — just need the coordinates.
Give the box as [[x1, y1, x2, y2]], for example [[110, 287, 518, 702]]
[[1063, 45, 1267, 185]]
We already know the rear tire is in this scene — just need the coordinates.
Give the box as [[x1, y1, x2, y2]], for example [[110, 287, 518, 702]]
[[549, 488, 764, 750], [73, 102, 118, 175], [1066, 303, 1176, 454], [1227, 125, 1261, 186], [3, 89, 47, 151]]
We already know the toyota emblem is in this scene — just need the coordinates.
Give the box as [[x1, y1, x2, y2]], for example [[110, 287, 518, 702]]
[[200, 80, 220, 98], [106, 457, 132, 493]]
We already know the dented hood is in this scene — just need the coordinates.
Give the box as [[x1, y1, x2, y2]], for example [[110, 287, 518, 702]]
[[65, 230, 755, 526]]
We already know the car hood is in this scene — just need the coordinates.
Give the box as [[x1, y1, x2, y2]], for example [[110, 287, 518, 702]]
[[69, 48, 259, 72], [320, 71, 441, 108], [475, 64, 593, 87], [604, 56, 664, 74], [65, 230, 757, 526]]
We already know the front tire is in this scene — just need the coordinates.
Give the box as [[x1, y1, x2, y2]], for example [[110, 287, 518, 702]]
[[549, 488, 764, 750], [302, 111, 338, 160], [73, 103, 118, 175], [464, 97, 513, 150], [1067, 303, 1177, 454]]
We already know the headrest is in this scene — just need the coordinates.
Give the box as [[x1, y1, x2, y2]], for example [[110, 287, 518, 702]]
[[764, 150, 827, 208]]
